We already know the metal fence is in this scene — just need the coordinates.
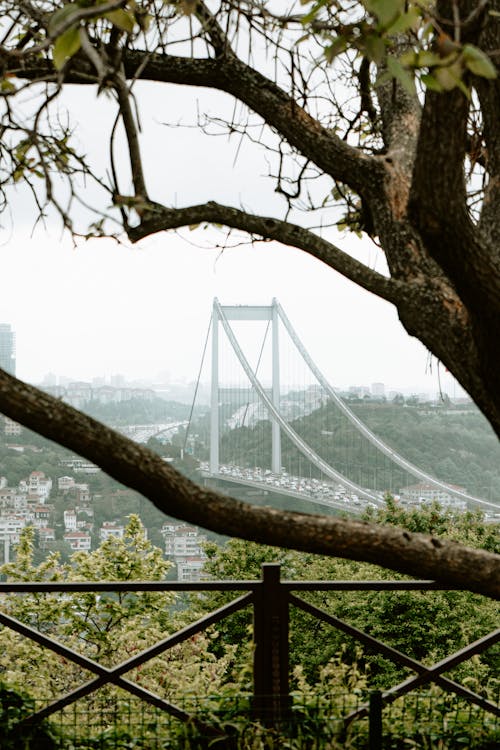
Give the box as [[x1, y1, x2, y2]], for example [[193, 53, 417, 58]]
[[0, 563, 498, 748]]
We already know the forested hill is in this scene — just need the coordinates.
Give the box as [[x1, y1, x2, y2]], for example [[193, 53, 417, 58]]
[[220, 401, 500, 501], [347, 402, 499, 498]]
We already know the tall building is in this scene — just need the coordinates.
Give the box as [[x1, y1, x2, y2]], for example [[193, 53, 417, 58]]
[[0, 324, 15, 375]]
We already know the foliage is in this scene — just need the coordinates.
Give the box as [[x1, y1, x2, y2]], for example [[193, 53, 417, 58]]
[[0, 508, 498, 747], [0, 518, 236, 725], [0, 682, 60, 749], [300, 0, 497, 95], [199, 505, 499, 690]]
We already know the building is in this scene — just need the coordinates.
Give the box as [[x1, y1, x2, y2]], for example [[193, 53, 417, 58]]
[[19, 472, 52, 501], [399, 482, 467, 508], [0, 515, 25, 544], [0, 324, 15, 375], [74, 484, 91, 504], [58, 476, 76, 492], [38, 527, 56, 549], [161, 523, 207, 581], [176, 557, 206, 582], [161, 524, 206, 558], [371, 382, 385, 397], [59, 457, 100, 474], [3, 417, 22, 436], [64, 531, 91, 552], [100, 521, 125, 541], [29, 505, 53, 528], [63, 509, 78, 531]]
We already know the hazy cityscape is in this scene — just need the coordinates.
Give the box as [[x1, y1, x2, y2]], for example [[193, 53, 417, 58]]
[[1, 321, 498, 582]]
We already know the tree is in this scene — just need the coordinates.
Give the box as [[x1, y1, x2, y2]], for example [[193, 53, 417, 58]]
[[0, 519, 235, 709], [0, 1, 499, 594]]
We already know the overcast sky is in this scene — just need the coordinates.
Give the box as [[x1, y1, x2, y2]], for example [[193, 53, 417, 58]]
[[0, 83, 465, 398]]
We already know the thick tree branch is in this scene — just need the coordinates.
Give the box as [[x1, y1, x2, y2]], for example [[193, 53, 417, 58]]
[[476, 1, 500, 249], [129, 200, 402, 304], [0, 368, 498, 598], [9, 49, 378, 198], [409, 86, 500, 315]]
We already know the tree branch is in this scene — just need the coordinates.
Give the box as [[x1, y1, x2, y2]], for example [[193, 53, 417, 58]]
[[8, 49, 378, 198], [0, 368, 498, 598], [409, 86, 500, 316], [129, 199, 402, 304]]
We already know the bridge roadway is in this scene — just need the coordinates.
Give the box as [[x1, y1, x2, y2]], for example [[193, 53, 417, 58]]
[[200, 463, 377, 515]]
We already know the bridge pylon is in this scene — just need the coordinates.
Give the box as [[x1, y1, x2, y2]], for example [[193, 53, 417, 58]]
[[210, 298, 281, 475]]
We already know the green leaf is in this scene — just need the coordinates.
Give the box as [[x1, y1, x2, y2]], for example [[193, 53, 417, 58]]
[[48, 3, 79, 35], [386, 7, 420, 34], [363, 34, 386, 65], [400, 49, 441, 69], [53, 27, 81, 71], [104, 9, 136, 34], [462, 45, 497, 80], [386, 55, 416, 96], [324, 36, 348, 63], [364, 0, 404, 28], [420, 73, 444, 92], [301, 0, 329, 25], [433, 60, 464, 91], [1, 78, 16, 93]]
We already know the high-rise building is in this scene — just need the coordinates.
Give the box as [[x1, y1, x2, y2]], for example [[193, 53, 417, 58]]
[[371, 382, 385, 397], [0, 324, 15, 375]]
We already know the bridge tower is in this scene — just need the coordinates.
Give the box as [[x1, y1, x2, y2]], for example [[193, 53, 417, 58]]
[[210, 298, 281, 475]]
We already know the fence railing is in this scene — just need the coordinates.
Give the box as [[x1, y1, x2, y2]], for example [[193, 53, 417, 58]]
[[0, 563, 498, 747]]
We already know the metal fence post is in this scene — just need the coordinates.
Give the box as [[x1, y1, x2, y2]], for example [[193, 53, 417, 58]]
[[369, 690, 383, 750], [252, 563, 290, 729]]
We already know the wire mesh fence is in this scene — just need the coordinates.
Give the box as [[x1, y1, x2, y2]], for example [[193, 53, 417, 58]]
[[3, 689, 499, 750]]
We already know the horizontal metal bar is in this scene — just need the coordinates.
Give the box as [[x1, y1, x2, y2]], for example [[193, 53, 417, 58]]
[[0, 579, 464, 593], [219, 305, 273, 320], [281, 581, 465, 591], [0, 580, 258, 592]]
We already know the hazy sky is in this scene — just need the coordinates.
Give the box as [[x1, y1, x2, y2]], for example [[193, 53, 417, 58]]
[[0, 83, 465, 397]]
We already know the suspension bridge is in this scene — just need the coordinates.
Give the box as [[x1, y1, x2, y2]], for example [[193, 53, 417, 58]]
[[187, 299, 498, 517]]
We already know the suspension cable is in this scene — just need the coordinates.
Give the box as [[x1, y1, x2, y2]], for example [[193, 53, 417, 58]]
[[183, 314, 212, 454]]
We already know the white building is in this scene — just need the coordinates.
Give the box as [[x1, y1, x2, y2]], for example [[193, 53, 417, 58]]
[[19, 472, 52, 501], [64, 509, 78, 531], [176, 557, 206, 582], [58, 476, 75, 492], [64, 531, 91, 552], [161, 523, 207, 581], [0, 515, 25, 544], [100, 522, 125, 541], [29, 506, 53, 529], [161, 524, 206, 558], [399, 482, 467, 508], [3, 417, 22, 436], [371, 382, 385, 397]]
